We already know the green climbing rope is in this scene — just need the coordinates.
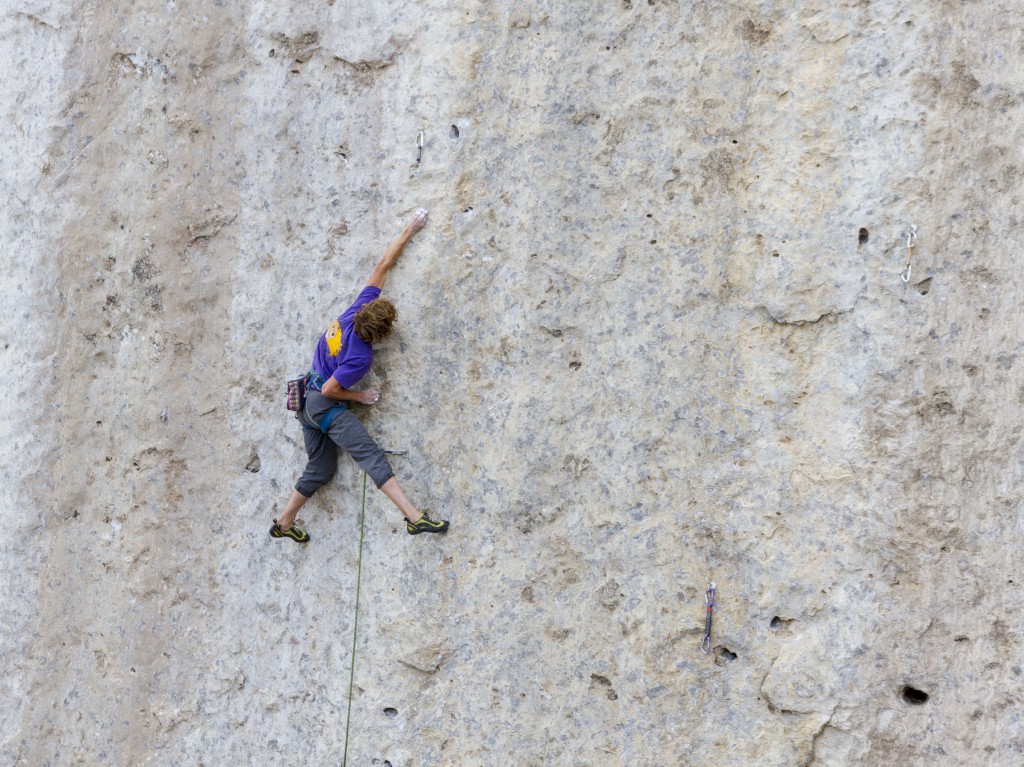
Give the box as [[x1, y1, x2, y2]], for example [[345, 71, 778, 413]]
[[342, 472, 368, 767]]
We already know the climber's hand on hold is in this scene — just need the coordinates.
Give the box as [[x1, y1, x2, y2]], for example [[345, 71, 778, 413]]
[[405, 208, 428, 235], [356, 388, 381, 406]]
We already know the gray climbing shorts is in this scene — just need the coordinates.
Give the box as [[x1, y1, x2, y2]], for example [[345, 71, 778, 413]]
[[295, 389, 394, 496]]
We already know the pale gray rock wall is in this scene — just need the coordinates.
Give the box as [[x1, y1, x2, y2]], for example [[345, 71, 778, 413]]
[[3, 1, 1023, 765]]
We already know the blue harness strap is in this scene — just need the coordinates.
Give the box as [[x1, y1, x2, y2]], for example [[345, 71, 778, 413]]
[[317, 405, 345, 433], [306, 371, 328, 391], [301, 371, 346, 434]]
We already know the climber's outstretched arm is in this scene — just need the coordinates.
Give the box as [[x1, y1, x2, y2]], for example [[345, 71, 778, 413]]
[[366, 208, 428, 289]]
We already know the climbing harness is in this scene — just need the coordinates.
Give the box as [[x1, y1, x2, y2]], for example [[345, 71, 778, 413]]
[[901, 225, 918, 283], [298, 371, 348, 434], [700, 579, 716, 654], [341, 472, 369, 767], [416, 128, 424, 165], [306, 371, 327, 391]]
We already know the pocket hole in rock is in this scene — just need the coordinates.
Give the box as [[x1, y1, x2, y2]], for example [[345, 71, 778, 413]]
[[858, 227, 869, 244], [916, 277, 932, 295], [771, 250, 780, 258], [383, 707, 398, 718], [901, 686, 929, 705], [713, 646, 737, 665], [245, 450, 261, 473], [450, 125, 460, 139], [769, 616, 793, 631]]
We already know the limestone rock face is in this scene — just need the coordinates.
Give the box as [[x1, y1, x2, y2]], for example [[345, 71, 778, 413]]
[[4, 1, 1023, 765]]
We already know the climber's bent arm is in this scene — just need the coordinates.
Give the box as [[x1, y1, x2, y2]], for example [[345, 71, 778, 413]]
[[321, 377, 379, 405]]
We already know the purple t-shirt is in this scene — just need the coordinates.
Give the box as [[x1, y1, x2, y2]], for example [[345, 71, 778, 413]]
[[311, 286, 380, 389]]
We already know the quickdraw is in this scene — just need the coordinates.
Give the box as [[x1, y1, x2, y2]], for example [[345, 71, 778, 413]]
[[416, 128, 424, 164], [701, 580, 716, 654], [901, 225, 918, 283]]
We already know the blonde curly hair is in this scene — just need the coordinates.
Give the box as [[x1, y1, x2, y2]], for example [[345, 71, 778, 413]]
[[353, 298, 397, 344]]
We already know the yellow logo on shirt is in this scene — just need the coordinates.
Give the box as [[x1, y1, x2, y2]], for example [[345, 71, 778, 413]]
[[326, 320, 343, 357]]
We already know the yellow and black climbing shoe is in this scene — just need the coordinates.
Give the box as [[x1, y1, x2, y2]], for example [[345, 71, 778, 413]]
[[407, 511, 449, 536], [270, 520, 310, 543]]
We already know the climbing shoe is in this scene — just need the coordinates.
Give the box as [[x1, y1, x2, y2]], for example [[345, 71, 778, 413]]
[[270, 520, 310, 543], [406, 511, 449, 536]]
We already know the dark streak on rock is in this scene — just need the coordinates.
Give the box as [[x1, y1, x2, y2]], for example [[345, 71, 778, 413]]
[[739, 19, 773, 44], [270, 31, 320, 63], [188, 212, 238, 244], [333, 54, 396, 72], [763, 305, 855, 326], [17, 12, 59, 30]]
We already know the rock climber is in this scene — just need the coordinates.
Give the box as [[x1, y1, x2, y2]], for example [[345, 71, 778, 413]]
[[270, 208, 449, 543]]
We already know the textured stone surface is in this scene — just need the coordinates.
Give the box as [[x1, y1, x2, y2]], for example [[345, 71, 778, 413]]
[[4, 1, 1024, 765]]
